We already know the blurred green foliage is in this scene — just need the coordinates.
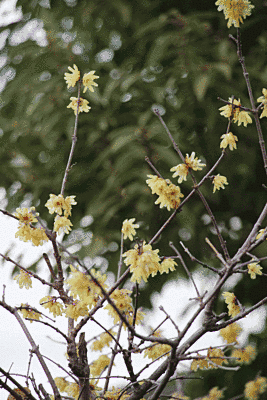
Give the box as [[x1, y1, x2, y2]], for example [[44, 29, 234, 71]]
[[1, 0, 267, 395]]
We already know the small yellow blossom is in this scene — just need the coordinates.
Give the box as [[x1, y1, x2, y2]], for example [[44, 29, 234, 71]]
[[202, 387, 224, 400], [15, 225, 49, 246], [219, 98, 252, 126], [65, 382, 80, 399], [53, 215, 73, 234], [256, 228, 267, 240], [122, 218, 139, 241], [67, 97, 91, 115], [144, 330, 171, 360], [14, 207, 38, 225], [90, 354, 110, 377], [248, 261, 263, 279], [45, 194, 77, 217], [170, 163, 189, 183], [91, 330, 115, 351], [19, 303, 42, 322], [212, 174, 228, 193], [185, 152, 206, 171], [158, 258, 177, 274], [83, 70, 99, 93], [219, 322, 242, 344], [257, 88, 267, 118], [231, 345, 256, 364], [123, 241, 161, 283], [222, 292, 241, 317], [64, 300, 88, 321], [244, 376, 267, 400], [40, 296, 64, 317], [104, 387, 130, 400], [215, 0, 254, 28], [220, 132, 238, 150], [191, 348, 228, 371], [14, 270, 32, 289], [54, 377, 68, 392], [64, 64, 80, 88], [146, 175, 184, 211], [67, 265, 107, 308]]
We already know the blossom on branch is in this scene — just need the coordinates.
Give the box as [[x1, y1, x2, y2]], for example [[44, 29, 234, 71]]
[[123, 241, 161, 283], [64, 64, 80, 88], [202, 387, 224, 400], [257, 88, 267, 118], [219, 98, 252, 126], [83, 70, 99, 93], [19, 303, 42, 322], [14, 270, 32, 289], [144, 330, 171, 360], [244, 376, 267, 400], [121, 218, 139, 241], [220, 132, 238, 150], [67, 96, 91, 115], [158, 258, 177, 274], [212, 174, 228, 193], [215, 0, 254, 28], [146, 175, 184, 211], [90, 354, 110, 377], [247, 261, 262, 279], [219, 322, 242, 344], [231, 345, 256, 364], [91, 330, 115, 351], [222, 291, 241, 317], [39, 296, 64, 317], [53, 215, 73, 234]]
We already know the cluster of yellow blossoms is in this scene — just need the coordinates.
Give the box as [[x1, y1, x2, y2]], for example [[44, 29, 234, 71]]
[[14, 207, 48, 246], [45, 193, 77, 234], [222, 291, 241, 317], [191, 347, 228, 371], [144, 330, 171, 360], [215, 0, 254, 28], [244, 376, 267, 400], [64, 64, 99, 115]]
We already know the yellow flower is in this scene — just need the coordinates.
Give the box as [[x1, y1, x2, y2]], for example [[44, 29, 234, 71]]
[[122, 218, 139, 241], [104, 387, 130, 400], [15, 225, 48, 246], [231, 345, 256, 364], [91, 330, 115, 351], [90, 354, 110, 377], [64, 300, 88, 321], [257, 88, 267, 118], [64, 64, 80, 88], [53, 215, 73, 234], [222, 292, 241, 317], [219, 322, 242, 344], [144, 330, 171, 360], [215, 0, 254, 28], [219, 97, 252, 126], [158, 258, 177, 274], [67, 97, 91, 115], [146, 175, 184, 211], [65, 382, 79, 399], [244, 376, 267, 400], [14, 270, 32, 289], [54, 377, 68, 392], [248, 261, 262, 279], [212, 174, 228, 193], [220, 132, 238, 150], [170, 163, 189, 183], [19, 303, 42, 322], [40, 296, 64, 317], [191, 348, 228, 371], [185, 152, 206, 171], [14, 207, 38, 225], [123, 241, 161, 283], [202, 387, 224, 400], [45, 194, 77, 217], [83, 70, 99, 93]]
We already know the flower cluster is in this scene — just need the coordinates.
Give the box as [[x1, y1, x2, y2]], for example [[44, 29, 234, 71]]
[[91, 330, 115, 352], [104, 288, 144, 327], [257, 88, 267, 118], [54, 377, 80, 400], [39, 296, 64, 317], [121, 218, 139, 241], [220, 132, 238, 151], [202, 387, 224, 400], [64, 64, 99, 115], [219, 98, 252, 126], [220, 322, 242, 344], [222, 292, 241, 317], [18, 303, 42, 322], [146, 175, 184, 211], [123, 241, 177, 284], [215, 0, 254, 28], [144, 330, 171, 360], [14, 207, 49, 246], [171, 151, 206, 183], [247, 260, 262, 279], [90, 354, 110, 377], [244, 376, 267, 400], [231, 345, 256, 364], [45, 194, 77, 235], [14, 270, 32, 289], [191, 347, 228, 371]]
